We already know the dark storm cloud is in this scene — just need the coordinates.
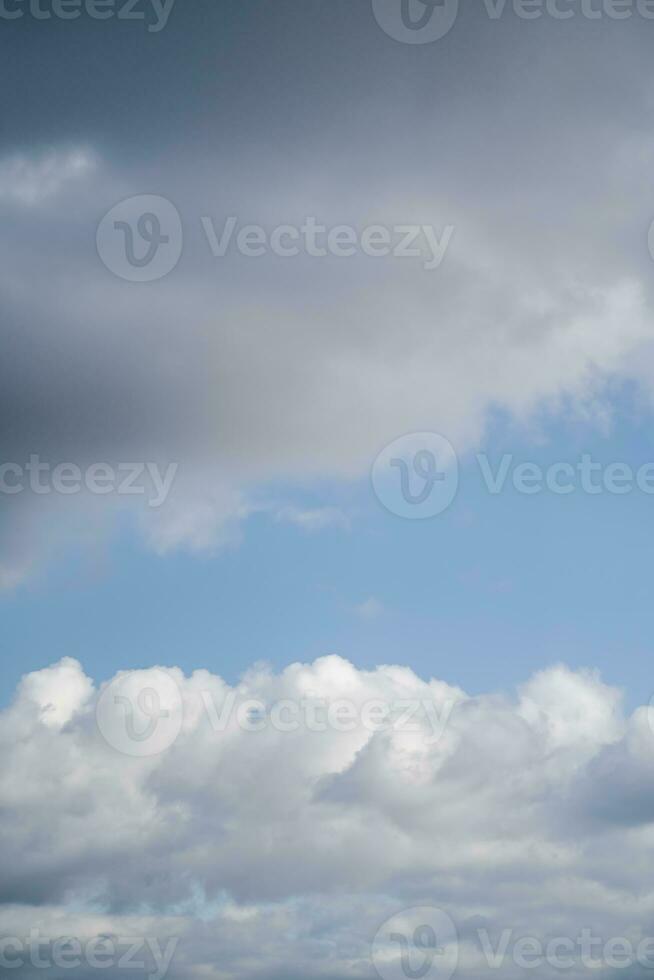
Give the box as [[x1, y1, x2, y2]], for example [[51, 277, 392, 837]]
[[2, 0, 654, 579]]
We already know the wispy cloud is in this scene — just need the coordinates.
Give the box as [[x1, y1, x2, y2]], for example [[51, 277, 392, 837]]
[[355, 596, 384, 620], [0, 148, 96, 206]]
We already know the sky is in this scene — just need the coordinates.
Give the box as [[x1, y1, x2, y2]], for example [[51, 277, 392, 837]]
[[4, 1, 654, 979]]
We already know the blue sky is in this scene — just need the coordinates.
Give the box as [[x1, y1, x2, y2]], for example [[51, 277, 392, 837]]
[[3, 394, 652, 710]]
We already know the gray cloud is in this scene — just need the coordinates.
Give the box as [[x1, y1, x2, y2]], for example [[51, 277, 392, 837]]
[[3, 3, 654, 585]]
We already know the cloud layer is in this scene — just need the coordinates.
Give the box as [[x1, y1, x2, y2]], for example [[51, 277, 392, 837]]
[[3, 126, 654, 584], [5, 9, 654, 584], [2, 655, 654, 979]]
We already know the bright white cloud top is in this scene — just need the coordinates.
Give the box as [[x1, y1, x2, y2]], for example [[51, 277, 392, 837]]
[[2, 655, 653, 979]]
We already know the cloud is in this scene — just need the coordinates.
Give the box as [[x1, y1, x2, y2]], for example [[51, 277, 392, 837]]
[[355, 597, 384, 620], [139, 475, 252, 555], [1, 655, 652, 979], [2, 136, 654, 585], [4, 15, 654, 584], [0, 148, 96, 206]]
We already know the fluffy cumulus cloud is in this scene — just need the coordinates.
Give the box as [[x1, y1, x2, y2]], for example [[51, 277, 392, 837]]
[[2, 654, 654, 979]]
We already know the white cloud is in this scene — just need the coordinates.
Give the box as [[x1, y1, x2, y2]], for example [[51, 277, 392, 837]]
[[139, 475, 252, 555], [16, 656, 94, 729], [1, 655, 652, 979]]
